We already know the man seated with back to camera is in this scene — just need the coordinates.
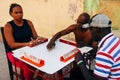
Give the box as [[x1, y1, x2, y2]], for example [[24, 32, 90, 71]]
[[46, 12, 98, 80], [74, 14, 120, 80]]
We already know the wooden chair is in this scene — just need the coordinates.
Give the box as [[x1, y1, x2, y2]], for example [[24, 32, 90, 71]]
[[0, 27, 24, 80]]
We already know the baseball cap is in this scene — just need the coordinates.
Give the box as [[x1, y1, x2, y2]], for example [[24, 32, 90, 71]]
[[90, 14, 111, 28]]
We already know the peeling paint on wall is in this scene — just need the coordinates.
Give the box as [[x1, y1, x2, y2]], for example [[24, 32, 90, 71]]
[[84, 0, 120, 28], [68, 0, 78, 19]]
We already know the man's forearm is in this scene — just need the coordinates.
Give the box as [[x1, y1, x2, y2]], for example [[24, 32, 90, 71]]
[[77, 61, 99, 80]]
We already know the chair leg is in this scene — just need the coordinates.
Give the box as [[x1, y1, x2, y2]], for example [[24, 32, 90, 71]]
[[33, 70, 43, 80], [7, 59, 14, 80], [20, 70, 24, 80], [13, 69, 24, 80], [14, 58, 19, 80]]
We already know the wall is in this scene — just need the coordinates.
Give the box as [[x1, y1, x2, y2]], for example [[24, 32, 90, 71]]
[[84, 0, 120, 28], [0, 0, 120, 40], [0, 0, 83, 39], [84, 0, 120, 38]]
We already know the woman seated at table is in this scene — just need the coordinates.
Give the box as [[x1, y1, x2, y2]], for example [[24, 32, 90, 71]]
[[4, 3, 46, 80]]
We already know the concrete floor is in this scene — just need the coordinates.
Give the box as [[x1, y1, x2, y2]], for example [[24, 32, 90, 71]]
[[0, 41, 10, 80], [0, 28, 11, 80]]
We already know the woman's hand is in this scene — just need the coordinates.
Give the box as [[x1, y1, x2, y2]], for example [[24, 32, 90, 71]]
[[28, 40, 38, 47], [36, 36, 48, 44], [27, 37, 48, 47]]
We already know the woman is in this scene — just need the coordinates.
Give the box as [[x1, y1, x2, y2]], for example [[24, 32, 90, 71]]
[[4, 3, 45, 80]]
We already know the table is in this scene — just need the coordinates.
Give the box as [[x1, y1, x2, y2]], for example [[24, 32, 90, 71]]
[[12, 39, 92, 80]]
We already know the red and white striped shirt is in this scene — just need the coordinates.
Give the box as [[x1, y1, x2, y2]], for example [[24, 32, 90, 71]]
[[94, 33, 120, 80]]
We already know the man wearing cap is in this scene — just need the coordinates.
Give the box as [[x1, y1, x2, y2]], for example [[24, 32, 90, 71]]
[[75, 14, 120, 80]]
